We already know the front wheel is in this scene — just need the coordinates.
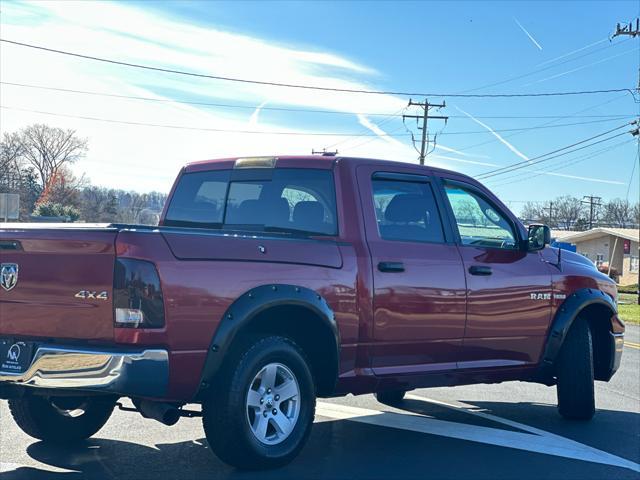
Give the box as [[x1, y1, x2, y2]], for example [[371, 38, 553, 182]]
[[8, 395, 116, 442], [375, 390, 406, 405], [556, 319, 595, 420], [203, 336, 316, 470]]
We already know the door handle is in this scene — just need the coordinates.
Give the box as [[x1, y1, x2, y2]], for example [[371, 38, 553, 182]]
[[469, 265, 492, 276], [378, 261, 405, 273]]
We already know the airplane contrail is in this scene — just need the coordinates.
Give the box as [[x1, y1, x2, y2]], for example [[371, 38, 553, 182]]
[[357, 114, 405, 147], [249, 100, 268, 126], [431, 155, 499, 167], [434, 144, 490, 159], [514, 17, 543, 50], [455, 107, 530, 162]]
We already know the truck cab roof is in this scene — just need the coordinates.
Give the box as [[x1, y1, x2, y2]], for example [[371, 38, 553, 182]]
[[183, 155, 466, 180]]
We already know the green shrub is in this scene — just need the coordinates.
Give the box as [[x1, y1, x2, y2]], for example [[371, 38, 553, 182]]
[[32, 202, 80, 222]]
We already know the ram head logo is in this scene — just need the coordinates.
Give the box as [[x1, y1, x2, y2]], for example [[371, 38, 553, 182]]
[[0, 263, 18, 292]]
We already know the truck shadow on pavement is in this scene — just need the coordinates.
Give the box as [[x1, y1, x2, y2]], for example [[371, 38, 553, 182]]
[[3, 400, 639, 480]]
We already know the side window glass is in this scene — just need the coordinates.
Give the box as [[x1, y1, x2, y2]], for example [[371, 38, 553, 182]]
[[225, 182, 264, 224], [444, 184, 517, 249], [281, 187, 317, 221], [372, 179, 445, 243], [164, 170, 230, 227]]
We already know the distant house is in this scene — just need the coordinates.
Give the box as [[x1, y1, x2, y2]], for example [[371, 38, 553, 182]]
[[553, 228, 639, 286]]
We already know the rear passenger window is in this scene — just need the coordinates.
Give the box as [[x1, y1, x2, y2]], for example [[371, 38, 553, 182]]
[[165, 170, 230, 227], [372, 179, 445, 243], [164, 168, 337, 236]]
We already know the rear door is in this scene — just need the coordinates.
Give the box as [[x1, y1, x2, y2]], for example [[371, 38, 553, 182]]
[[0, 228, 117, 341], [439, 179, 553, 368], [357, 167, 467, 375]]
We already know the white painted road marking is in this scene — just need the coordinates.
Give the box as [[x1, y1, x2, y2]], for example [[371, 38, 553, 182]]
[[316, 399, 640, 473]]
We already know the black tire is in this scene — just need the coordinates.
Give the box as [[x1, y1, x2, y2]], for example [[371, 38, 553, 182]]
[[556, 319, 595, 420], [375, 390, 406, 405], [8, 395, 116, 442], [203, 336, 316, 470]]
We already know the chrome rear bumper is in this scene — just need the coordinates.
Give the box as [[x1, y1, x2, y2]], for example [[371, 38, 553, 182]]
[[0, 344, 168, 397]]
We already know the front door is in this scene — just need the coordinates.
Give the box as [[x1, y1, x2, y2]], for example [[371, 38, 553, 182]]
[[358, 167, 467, 375], [440, 179, 553, 369]]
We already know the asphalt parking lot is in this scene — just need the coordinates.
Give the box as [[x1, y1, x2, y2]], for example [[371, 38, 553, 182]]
[[1, 325, 638, 480]]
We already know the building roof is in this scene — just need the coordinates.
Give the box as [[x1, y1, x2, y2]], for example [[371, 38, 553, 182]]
[[551, 230, 577, 241], [554, 227, 640, 244]]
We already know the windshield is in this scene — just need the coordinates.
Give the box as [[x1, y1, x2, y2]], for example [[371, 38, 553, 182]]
[[164, 168, 338, 236]]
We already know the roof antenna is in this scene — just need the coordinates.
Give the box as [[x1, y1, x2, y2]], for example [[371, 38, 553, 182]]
[[312, 149, 338, 156]]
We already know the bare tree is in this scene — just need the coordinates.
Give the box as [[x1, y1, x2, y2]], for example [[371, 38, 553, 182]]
[[19, 124, 88, 189], [520, 201, 557, 226], [602, 198, 635, 227], [0, 132, 25, 187], [79, 186, 119, 222], [116, 192, 150, 224], [554, 196, 584, 230]]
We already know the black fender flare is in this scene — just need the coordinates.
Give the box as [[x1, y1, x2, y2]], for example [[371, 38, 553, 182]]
[[538, 287, 616, 380], [196, 284, 338, 397]]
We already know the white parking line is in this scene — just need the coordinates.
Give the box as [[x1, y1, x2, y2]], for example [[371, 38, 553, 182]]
[[316, 400, 640, 473], [0, 462, 21, 472]]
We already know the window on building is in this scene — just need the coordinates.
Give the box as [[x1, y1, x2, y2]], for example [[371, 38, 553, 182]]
[[595, 254, 605, 267], [631, 256, 639, 273]]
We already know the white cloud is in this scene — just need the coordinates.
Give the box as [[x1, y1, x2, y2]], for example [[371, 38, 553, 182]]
[[1, 1, 417, 191]]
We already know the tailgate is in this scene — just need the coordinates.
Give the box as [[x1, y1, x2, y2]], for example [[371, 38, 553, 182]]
[[0, 228, 117, 341]]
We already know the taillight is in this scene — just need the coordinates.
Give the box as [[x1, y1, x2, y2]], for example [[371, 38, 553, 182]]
[[113, 258, 165, 328]]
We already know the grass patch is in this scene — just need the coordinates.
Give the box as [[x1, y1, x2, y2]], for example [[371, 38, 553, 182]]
[[618, 295, 639, 325], [618, 284, 638, 295]]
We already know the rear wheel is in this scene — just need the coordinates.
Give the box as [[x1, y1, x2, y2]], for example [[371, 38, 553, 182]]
[[203, 336, 315, 470], [375, 390, 406, 405], [8, 395, 116, 442], [556, 319, 595, 420]]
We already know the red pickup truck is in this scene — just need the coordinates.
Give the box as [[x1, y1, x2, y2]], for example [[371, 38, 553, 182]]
[[0, 155, 624, 469]]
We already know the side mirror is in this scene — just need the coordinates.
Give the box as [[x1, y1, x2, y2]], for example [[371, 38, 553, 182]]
[[527, 224, 551, 251]]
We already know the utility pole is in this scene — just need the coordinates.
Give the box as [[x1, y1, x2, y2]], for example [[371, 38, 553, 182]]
[[612, 18, 640, 90], [403, 98, 448, 165], [547, 201, 554, 227], [612, 19, 640, 304], [581, 195, 602, 230]]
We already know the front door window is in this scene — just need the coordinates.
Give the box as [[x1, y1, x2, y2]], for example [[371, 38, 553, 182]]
[[444, 184, 517, 249]]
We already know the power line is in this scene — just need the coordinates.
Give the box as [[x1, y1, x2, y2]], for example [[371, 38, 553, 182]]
[[0, 81, 402, 117], [487, 139, 634, 187], [477, 122, 635, 178], [0, 38, 634, 98], [627, 141, 640, 201], [444, 93, 633, 153], [2, 105, 626, 140], [459, 37, 630, 93], [0, 105, 408, 137], [480, 130, 631, 180], [2, 81, 636, 119]]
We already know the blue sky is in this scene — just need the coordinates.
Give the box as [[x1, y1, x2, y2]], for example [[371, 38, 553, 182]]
[[0, 0, 638, 213]]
